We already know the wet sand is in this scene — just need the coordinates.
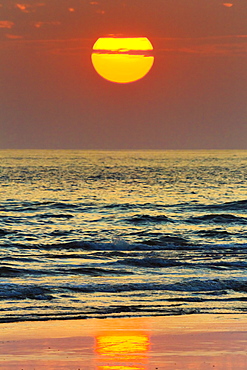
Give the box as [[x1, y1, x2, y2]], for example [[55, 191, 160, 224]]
[[0, 314, 246, 369]]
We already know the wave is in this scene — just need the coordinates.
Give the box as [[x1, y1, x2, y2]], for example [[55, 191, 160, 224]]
[[0, 266, 25, 277], [102, 202, 170, 211], [118, 257, 187, 268], [195, 229, 232, 238], [0, 277, 246, 323], [0, 229, 11, 235], [3, 279, 245, 301], [3, 238, 247, 252], [125, 214, 173, 224], [0, 266, 51, 277], [35, 237, 192, 251], [142, 235, 189, 246], [1, 200, 95, 212], [204, 261, 247, 270], [64, 278, 247, 294], [0, 306, 200, 323], [115, 257, 247, 271], [205, 199, 247, 211], [188, 213, 247, 224], [59, 266, 131, 276], [0, 264, 131, 277], [1, 258, 245, 277], [0, 284, 53, 300], [38, 213, 74, 219], [0, 256, 41, 263]]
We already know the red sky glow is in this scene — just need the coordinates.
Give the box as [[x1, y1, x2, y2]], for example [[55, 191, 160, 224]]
[[0, 0, 246, 149]]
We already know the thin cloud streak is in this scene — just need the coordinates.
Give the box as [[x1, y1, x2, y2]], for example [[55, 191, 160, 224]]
[[6, 33, 23, 39], [33, 21, 61, 28], [0, 21, 14, 28], [1, 34, 246, 57], [15, 3, 45, 13], [223, 3, 233, 7], [157, 35, 247, 56], [157, 35, 247, 41]]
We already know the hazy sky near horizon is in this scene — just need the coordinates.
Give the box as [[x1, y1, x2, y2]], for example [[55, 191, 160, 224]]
[[1, 0, 247, 149]]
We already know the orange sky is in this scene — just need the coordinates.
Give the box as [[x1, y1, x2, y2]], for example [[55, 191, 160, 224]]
[[0, 0, 247, 149]]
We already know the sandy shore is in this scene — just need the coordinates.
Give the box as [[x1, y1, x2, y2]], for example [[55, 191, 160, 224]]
[[0, 314, 246, 369]]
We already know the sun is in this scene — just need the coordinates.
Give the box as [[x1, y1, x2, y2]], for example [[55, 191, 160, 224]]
[[91, 37, 154, 84]]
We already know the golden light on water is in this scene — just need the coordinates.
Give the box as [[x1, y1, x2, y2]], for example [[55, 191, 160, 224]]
[[96, 334, 149, 357], [98, 366, 145, 370], [91, 37, 154, 84], [95, 332, 150, 369]]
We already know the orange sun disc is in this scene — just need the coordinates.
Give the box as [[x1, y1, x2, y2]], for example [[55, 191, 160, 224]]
[[91, 37, 154, 84]]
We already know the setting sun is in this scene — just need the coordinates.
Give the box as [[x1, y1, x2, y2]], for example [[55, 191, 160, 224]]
[[91, 37, 154, 84]]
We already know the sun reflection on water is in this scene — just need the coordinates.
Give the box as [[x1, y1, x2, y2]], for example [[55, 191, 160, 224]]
[[95, 331, 150, 370], [98, 367, 145, 370]]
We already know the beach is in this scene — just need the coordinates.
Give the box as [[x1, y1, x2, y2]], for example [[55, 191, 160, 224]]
[[0, 314, 246, 369]]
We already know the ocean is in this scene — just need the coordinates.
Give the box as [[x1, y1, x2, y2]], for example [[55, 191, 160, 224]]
[[0, 150, 247, 323]]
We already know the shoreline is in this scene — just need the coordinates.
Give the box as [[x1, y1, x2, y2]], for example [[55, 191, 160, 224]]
[[0, 314, 246, 369], [0, 310, 245, 324]]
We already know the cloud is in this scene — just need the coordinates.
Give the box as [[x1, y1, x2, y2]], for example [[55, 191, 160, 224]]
[[0, 36, 91, 55], [0, 21, 14, 29], [16, 3, 45, 13], [158, 35, 247, 57], [6, 33, 24, 39], [181, 43, 247, 56], [16, 4, 28, 12], [33, 21, 61, 28], [223, 3, 233, 7]]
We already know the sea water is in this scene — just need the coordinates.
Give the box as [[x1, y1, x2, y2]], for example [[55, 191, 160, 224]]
[[0, 150, 246, 322]]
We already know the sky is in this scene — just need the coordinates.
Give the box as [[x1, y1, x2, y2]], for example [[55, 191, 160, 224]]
[[1, 0, 247, 149]]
